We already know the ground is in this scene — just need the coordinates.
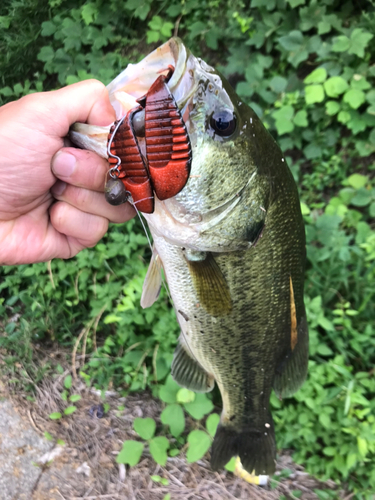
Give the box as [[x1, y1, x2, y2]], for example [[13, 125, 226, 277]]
[[0, 364, 342, 500]]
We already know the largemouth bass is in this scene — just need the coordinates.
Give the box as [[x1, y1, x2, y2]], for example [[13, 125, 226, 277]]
[[71, 38, 308, 476]]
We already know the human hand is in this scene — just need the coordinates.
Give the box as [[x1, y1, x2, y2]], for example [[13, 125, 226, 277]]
[[0, 80, 135, 266]]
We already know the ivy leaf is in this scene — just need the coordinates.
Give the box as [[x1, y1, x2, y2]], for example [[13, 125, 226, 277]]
[[184, 393, 214, 420], [272, 105, 295, 135], [325, 101, 340, 115], [346, 174, 368, 190], [286, 0, 305, 7], [305, 84, 325, 104], [186, 430, 211, 463], [158, 375, 180, 404], [41, 21, 56, 36], [149, 436, 169, 466], [324, 77, 348, 98], [304, 68, 327, 84], [343, 89, 366, 110], [349, 29, 373, 58], [134, 417, 156, 441], [161, 404, 185, 437], [37, 46, 55, 63], [268, 76, 287, 93], [81, 3, 97, 25], [279, 30, 304, 51], [116, 440, 144, 466], [331, 35, 350, 53], [293, 110, 308, 127], [176, 388, 195, 404], [206, 413, 220, 437]]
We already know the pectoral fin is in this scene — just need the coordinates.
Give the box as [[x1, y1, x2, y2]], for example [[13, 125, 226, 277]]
[[185, 252, 232, 316], [140, 249, 162, 308], [171, 342, 215, 393]]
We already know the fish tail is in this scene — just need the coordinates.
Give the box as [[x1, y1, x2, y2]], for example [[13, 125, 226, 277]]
[[211, 418, 276, 475]]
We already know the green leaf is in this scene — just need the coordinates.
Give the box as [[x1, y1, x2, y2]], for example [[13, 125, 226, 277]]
[[158, 375, 180, 403], [319, 413, 331, 428], [64, 375, 72, 389], [325, 101, 340, 115], [286, 0, 305, 7], [116, 440, 144, 466], [0, 16, 10, 29], [134, 417, 156, 441], [69, 394, 82, 402], [44, 431, 54, 441], [324, 77, 348, 98], [64, 406, 77, 415], [161, 404, 185, 437], [37, 46, 55, 63], [337, 110, 351, 124], [343, 89, 366, 110], [268, 76, 287, 93], [357, 437, 368, 458], [49, 412, 62, 420], [41, 21, 56, 36], [206, 413, 220, 437], [149, 436, 169, 466], [346, 174, 368, 189], [279, 30, 304, 51], [184, 393, 214, 420], [224, 457, 237, 472], [163, 494, 171, 500], [305, 84, 325, 104], [304, 68, 327, 84], [350, 188, 372, 207], [81, 3, 97, 25], [186, 430, 212, 462], [272, 105, 295, 135], [176, 388, 195, 404], [189, 21, 206, 39], [317, 344, 333, 356], [293, 110, 308, 127], [331, 35, 350, 53], [349, 29, 373, 58]]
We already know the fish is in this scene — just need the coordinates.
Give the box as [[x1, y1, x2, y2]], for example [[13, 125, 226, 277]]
[[70, 37, 308, 477]]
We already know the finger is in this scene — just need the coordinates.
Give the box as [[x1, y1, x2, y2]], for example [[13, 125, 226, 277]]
[[49, 201, 109, 247], [52, 147, 110, 192], [51, 182, 136, 223], [21, 80, 116, 137]]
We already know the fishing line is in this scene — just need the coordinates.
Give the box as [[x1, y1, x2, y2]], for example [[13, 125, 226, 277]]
[[131, 199, 199, 364]]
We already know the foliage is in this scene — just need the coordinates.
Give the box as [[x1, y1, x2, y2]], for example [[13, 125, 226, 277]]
[[1, 0, 375, 498]]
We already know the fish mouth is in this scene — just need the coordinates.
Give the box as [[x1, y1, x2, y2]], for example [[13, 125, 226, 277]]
[[70, 38, 197, 157], [107, 37, 196, 119]]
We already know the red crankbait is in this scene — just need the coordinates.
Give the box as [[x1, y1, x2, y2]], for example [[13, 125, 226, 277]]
[[105, 67, 192, 213]]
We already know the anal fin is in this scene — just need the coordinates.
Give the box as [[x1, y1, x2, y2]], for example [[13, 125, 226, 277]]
[[171, 342, 215, 393], [140, 248, 162, 309]]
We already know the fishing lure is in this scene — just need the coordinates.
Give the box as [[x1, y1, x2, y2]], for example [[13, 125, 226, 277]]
[[105, 67, 192, 213]]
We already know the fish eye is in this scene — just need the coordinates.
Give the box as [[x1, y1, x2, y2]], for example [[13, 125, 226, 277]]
[[210, 110, 237, 138]]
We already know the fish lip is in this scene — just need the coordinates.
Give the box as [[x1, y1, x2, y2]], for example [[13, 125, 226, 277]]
[[106, 37, 196, 120]]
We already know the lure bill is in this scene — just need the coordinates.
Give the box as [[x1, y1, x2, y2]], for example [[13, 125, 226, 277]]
[[70, 38, 308, 479], [105, 67, 191, 213]]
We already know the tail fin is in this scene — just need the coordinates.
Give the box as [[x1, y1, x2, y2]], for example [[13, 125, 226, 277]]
[[211, 420, 276, 475]]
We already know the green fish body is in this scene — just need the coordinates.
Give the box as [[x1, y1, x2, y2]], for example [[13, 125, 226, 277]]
[[71, 38, 308, 476]]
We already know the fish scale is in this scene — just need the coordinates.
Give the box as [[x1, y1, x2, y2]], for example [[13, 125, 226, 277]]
[[70, 37, 308, 479]]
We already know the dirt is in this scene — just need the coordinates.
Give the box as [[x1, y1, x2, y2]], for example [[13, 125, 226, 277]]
[[0, 370, 344, 500]]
